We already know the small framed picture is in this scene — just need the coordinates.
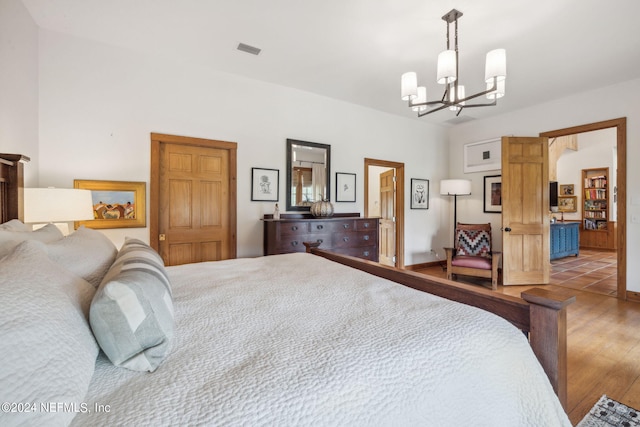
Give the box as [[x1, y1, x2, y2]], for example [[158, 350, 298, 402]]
[[560, 184, 574, 195], [410, 178, 429, 209], [335, 172, 356, 202], [251, 168, 279, 202], [483, 175, 502, 213], [464, 138, 501, 173], [558, 195, 577, 212]]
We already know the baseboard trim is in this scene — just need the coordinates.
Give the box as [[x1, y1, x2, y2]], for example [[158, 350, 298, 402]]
[[404, 261, 443, 271], [626, 291, 640, 303]]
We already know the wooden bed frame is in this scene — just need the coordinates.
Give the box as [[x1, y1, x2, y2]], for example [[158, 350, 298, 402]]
[[0, 153, 574, 410], [305, 244, 575, 410]]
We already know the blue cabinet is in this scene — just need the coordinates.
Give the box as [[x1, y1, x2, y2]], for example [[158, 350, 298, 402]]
[[550, 222, 579, 260]]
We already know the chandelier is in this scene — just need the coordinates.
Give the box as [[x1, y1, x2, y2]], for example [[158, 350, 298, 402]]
[[401, 9, 506, 117]]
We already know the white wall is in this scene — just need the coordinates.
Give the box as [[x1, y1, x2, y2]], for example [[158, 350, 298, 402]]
[[0, 0, 39, 186], [556, 128, 616, 222], [36, 29, 449, 263], [448, 79, 640, 292]]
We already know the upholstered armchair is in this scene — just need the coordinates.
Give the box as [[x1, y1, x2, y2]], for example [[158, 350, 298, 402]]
[[444, 223, 502, 290]]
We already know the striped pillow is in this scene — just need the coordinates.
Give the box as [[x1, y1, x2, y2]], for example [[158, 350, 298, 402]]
[[90, 238, 174, 372]]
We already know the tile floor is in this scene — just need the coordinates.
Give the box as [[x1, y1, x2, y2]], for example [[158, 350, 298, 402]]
[[550, 249, 618, 296]]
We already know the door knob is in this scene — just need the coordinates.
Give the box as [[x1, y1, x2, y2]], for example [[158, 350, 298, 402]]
[[504, 227, 512, 232]]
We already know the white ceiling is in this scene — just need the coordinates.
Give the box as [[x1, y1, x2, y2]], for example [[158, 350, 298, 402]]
[[21, 0, 640, 126]]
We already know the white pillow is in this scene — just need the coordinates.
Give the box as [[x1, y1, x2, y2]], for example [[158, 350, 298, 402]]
[[47, 226, 118, 288], [0, 240, 98, 427], [0, 219, 29, 231], [0, 223, 63, 258]]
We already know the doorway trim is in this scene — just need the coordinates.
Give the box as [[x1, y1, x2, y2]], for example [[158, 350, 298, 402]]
[[540, 117, 627, 300], [364, 158, 405, 269]]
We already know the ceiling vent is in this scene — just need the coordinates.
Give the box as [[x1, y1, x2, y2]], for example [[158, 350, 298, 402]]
[[444, 115, 476, 125], [237, 43, 261, 56]]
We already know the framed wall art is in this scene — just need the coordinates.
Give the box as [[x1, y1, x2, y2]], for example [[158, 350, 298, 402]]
[[410, 178, 429, 209], [560, 184, 575, 196], [251, 167, 279, 202], [483, 175, 502, 213], [558, 195, 577, 212], [464, 137, 501, 173], [335, 172, 356, 202], [74, 179, 146, 229]]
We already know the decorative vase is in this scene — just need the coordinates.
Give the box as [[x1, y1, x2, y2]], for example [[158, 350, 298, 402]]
[[310, 199, 334, 217]]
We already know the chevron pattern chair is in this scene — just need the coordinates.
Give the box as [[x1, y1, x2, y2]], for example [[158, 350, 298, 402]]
[[444, 223, 502, 290]]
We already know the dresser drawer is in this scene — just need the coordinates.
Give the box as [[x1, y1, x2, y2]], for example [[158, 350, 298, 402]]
[[275, 233, 332, 253], [354, 219, 377, 231], [332, 246, 377, 261], [309, 220, 356, 233], [332, 231, 376, 248], [278, 222, 310, 235]]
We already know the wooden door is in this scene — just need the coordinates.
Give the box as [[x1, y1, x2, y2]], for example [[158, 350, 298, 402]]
[[150, 134, 237, 266], [502, 136, 550, 285], [379, 169, 396, 267]]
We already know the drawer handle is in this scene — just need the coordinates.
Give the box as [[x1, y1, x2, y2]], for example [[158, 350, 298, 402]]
[[343, 237, 349, 242], [291, 241, 298, 246], [363, 235, 369, 241], [291, 226, 298, 231], [364, 223, 370, 228], [343, 224, 350, 229], [317, 225, 324, 230], [363, 251, 370, 257]]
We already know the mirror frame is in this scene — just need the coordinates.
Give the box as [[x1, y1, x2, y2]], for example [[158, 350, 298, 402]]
[[286, 139, 331, 211]]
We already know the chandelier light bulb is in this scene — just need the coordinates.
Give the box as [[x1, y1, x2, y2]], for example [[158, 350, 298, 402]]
[[486, 79, 505, 100], [449, 84, 465, 110], [412, 86, 427, 112]]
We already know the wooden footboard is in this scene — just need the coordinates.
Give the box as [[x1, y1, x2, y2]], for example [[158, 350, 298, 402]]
[[306, 246, 575, 410]]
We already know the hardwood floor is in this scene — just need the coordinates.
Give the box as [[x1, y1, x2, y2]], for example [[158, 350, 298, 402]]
[[413, 260, 640, 425]]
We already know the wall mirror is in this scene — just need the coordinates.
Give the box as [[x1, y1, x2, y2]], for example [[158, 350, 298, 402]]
[[286, 139, 331, 211]]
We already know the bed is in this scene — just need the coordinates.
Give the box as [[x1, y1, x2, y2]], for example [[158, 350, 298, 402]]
[[0, 154, 573, 426]]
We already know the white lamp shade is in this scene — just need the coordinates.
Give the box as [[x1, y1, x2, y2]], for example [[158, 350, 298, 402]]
[[440, 179, 472, 196], [24, 188, 94, 223], [436, 50, 457, 84], [485, 48, 506, 82], [486, 79, 506, 100], [401, 72, 418, 101], [411, 86, 427, 112], [449, 84, 465, 110]]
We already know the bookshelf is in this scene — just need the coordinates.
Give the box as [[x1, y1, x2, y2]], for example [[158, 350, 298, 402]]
[[581, 167, 616, 250]]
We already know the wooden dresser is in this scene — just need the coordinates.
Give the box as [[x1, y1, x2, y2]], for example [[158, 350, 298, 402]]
[[263, 213, 379, 261]]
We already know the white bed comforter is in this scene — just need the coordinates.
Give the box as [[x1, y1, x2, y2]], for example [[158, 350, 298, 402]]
[[72, 253, 570, 426]]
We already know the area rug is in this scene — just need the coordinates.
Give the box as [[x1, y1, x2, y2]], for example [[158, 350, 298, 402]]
[[577, 395, 639, 427]]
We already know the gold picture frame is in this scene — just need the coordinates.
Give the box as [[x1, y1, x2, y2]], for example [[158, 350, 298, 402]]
[[558, 195, 577, 212], [74, 179, 146, 229], [559, 184, 575, 195]]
